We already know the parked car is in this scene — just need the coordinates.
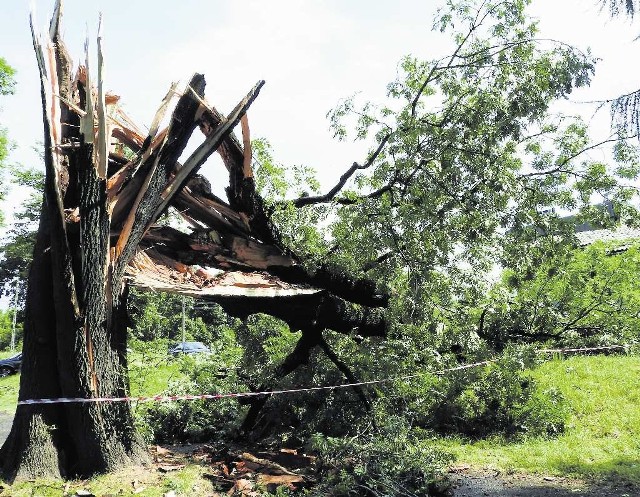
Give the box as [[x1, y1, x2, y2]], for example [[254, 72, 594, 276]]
[[168, 341, 211, 356], [0, 353, 22, 377]]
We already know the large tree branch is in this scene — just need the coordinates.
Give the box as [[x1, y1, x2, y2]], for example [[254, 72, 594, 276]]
[[292, 133, 391, 207], [318, 335, 371, 409], [151, 80, 265, 224]]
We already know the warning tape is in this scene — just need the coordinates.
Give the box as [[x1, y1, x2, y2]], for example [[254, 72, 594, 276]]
[[17, 360, 494, 406], [537, 345, 627, 354], [16, 344, 630, 406]]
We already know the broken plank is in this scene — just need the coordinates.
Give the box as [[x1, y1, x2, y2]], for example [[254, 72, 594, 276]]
[[96, 14, 108, 178]]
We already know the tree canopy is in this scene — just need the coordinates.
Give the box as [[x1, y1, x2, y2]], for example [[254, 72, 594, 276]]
[[0, 57, 16, 225], [262, 0, 640, 342]]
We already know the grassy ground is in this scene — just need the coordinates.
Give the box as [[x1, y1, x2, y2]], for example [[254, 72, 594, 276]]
[[6, 464, 215, 497], [0, 350, 638, 493], [0, 373, 18, 414], [0, 343, 188, 416], [0, 349, 20, 414], [442, 354, 640, 484]]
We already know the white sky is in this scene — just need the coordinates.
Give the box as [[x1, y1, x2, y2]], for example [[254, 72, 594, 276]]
[[0, 0, 639, 206]]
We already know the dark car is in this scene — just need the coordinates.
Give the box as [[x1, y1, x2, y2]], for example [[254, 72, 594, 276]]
[[0, 353, 22, 377], [168, 341, 211, 356]]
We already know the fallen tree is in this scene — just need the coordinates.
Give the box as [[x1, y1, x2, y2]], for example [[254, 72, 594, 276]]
[[0, 2, 387, 480]]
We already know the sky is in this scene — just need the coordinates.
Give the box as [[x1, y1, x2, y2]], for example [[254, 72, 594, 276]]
[[0, 0, 639, 206]]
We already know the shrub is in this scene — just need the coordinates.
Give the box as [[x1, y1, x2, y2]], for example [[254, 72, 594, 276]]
[[309, 417, 453, 497], [134, 327, 246, 444], [426, 346, 567, 438]]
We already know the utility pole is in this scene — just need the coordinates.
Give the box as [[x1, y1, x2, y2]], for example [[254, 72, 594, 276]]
[[181, 295, 186, 344]]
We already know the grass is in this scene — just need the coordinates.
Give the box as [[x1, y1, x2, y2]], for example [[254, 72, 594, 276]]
[[0, 373, 19, 415], [0, 349, 20, 414], [1, 349, 638, 492], [442, 354, 640, 484], [6, 465, 215, 496]]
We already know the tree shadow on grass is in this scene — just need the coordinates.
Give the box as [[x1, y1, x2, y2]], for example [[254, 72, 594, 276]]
[[552, 456, 640, 489], [454, 468, 639, 497]]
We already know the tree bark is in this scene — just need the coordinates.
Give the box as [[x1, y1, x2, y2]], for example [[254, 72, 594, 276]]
[[0, 200, 147, 479], [0, 7, 149, 479]]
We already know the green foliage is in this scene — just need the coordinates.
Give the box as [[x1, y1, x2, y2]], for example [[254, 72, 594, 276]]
[[427, 347, 567, 438], [294, 0, 640, 360], [0, 57, 16, 226], [0, 308, 20, 350], [128, 289, 229, 344], [252, 138, 329, 264], [0, 57, 15, 97], [325, 3, 602, 284], [445, 354, 640, 485], [309, 419, 453, 496], [236, 313, 300, 377], [134, 328, 245, 444], [0, 166, 43, 303], [484, 241, 640, 348]]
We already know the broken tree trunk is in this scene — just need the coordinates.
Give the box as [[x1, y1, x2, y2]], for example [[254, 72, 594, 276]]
[[1, 5, 262, 479], [3, 1, 388, 479]]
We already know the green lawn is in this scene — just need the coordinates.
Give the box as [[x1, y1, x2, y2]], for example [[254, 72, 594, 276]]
[[0, 349, 20, 414], [0, 373, 19, 414], [442, 354, 640, 484], [0, 343, 187, 415], [1, 347, 638, 486]]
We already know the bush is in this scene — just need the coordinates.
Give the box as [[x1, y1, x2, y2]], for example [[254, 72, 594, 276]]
[[426, 346, 567, 438], [309, 417, 453, 497], [486, 243, 640, 349], [134, 327, 246, 444]]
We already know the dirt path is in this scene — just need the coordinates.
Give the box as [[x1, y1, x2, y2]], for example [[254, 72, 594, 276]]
[[0, 411, 13, 445], [451, 467, 637, 497]]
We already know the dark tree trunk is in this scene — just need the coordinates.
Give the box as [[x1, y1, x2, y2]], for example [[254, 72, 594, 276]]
[[0, 195, 147, 479], [0, 208, 65, 479], [0, 99, 146, 483]]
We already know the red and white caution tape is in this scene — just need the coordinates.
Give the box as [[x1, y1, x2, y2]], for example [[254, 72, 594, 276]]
[[17, 360, 494, 406], [16, 344, 629, 406]]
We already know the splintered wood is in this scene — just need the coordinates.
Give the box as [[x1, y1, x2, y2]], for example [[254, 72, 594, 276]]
[[153, 445, 314, 495], [31, 12, 314, 302], [127, 250, 319, 298], [30, 6, 388, 333]]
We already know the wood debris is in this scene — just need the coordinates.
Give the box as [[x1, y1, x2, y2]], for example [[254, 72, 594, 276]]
[[154, 445, 314, 494]]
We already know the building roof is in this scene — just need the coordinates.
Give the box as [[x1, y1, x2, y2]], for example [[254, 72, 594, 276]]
[[575, 226, 640, 249]]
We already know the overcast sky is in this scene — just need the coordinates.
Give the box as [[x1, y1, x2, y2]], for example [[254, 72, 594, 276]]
[[0, 0, 639, 205]]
